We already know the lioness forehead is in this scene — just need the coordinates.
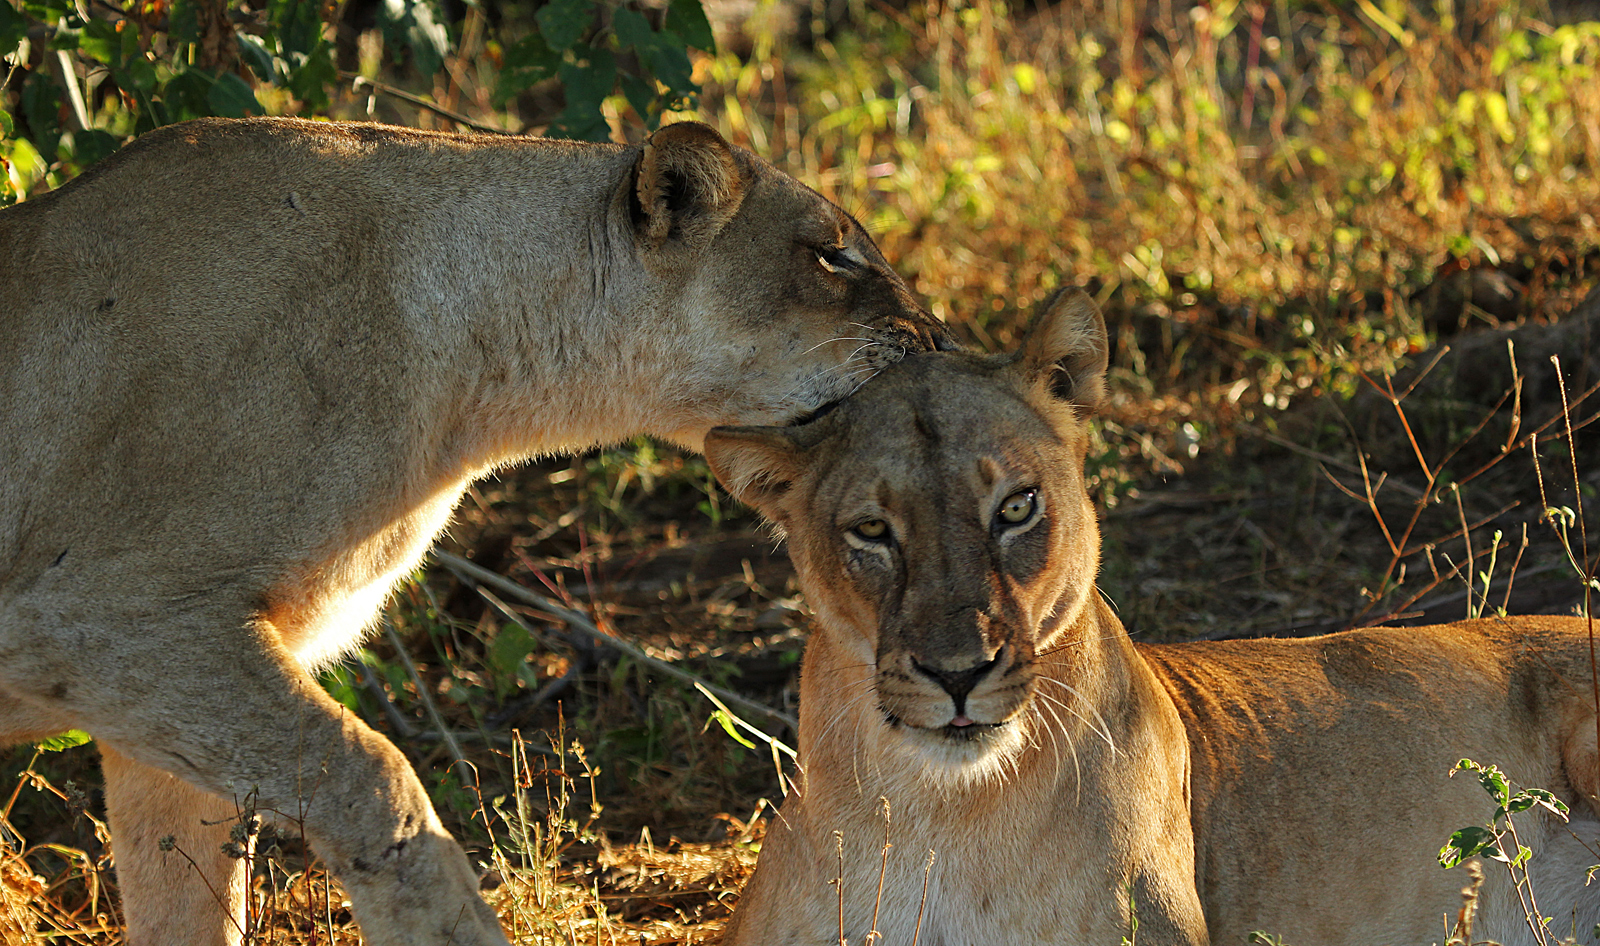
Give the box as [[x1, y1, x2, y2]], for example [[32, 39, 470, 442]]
[[817, 352, 1073, 481]]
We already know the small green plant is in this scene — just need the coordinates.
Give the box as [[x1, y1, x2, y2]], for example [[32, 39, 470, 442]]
[[1439, 758, 1581, 946]]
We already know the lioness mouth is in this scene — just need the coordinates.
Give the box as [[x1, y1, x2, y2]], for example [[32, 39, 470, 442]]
[[884, 710, 1007, 742], [939, 721, 1004, 742]]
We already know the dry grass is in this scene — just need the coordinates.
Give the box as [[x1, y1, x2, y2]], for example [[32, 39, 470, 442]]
[[4, 0, 1600, 942]]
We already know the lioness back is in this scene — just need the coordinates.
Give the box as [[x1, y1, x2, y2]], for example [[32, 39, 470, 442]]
[[0, 116, 949, 946], [1144, 617, 1598, 945], [706, 290, 1599, 946]]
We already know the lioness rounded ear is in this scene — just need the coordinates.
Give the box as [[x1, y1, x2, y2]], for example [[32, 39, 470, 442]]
[[1018, 288, 1109, 413], [704, 425, 806, 523], [636, 121, 751, 250]]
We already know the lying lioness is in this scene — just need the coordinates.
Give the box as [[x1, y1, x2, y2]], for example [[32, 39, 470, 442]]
[[706, 290, 1600, 946], [0, 117, 950, 946]]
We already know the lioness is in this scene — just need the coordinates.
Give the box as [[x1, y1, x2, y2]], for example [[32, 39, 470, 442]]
[[706, 290, 1600, 946], [0, 117, 950, 946]]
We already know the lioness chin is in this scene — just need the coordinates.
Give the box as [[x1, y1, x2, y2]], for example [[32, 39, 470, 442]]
[[0, 116, 950, 946], [706, 290, 1600, 946]]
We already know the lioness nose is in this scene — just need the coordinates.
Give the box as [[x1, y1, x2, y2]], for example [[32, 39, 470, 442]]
[[912, 652, 1002, 710], [892, 310, 959, 353]]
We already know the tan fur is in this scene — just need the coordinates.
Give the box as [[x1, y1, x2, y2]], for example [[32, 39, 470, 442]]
[[0, 116, 950, 946], [706, 291, 1600, 946]]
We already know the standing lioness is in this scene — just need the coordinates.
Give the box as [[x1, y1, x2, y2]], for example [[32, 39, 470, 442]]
[[707, 291, 1599, 946], [0, 117, 949, 946]]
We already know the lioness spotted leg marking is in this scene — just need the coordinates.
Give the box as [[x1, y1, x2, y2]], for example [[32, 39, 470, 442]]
[[0, 116, 951, 946], [707, 290, 1599, 946]]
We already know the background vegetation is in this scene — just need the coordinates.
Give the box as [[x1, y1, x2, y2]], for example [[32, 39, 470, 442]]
[[3, 0, 1599, 941]]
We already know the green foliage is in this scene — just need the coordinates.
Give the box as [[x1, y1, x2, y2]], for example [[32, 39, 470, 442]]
[[1437, 759, 1597, 946], [497, 0, 713, 140], [1440, 758, 1570, 870], [1, 0, 713, 201]]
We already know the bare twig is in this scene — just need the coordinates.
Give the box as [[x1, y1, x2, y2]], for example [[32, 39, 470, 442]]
[[433, 549, 798, 732], [383, 618, 473, 781], [342, 72, 516, 135]]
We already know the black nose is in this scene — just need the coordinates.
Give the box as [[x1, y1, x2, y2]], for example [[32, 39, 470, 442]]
[[913, 651, 1002, 712], [892, 311, 960, 353]]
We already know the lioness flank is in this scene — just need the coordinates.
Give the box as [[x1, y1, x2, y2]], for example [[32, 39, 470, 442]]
[[0, 117, 951, 946], [705, 289, 1600, 946]]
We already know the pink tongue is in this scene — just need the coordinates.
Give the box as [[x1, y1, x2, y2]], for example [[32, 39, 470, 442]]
[[950, 715, 975, 728]]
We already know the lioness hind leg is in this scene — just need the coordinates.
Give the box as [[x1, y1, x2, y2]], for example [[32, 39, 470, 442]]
[[101, 748, 250, 946]]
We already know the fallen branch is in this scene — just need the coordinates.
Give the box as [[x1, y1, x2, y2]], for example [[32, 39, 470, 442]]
[[432, 549, 798, 732]]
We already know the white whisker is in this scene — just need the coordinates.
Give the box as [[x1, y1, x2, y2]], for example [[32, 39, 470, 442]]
[[1034, 683, 1117, 756], [801, 335, 874, 356]]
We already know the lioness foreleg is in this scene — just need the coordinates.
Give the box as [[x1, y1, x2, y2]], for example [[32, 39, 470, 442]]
[[7, 611, 507, 946]]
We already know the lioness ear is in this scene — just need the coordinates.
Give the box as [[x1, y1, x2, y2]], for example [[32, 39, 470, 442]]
[[1018, 288, 1109, 413], [636, 121, 751, 250], [704, 425, 807, 524]]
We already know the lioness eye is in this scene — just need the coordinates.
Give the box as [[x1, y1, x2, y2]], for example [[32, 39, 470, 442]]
[[816, 247, 854, 275], [852, 519, 889, 541], [997, 490, 1036, 525]]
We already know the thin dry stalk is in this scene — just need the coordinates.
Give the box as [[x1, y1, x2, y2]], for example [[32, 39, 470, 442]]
[[908, 849, 936, 946], [866, 797, 892, 945]]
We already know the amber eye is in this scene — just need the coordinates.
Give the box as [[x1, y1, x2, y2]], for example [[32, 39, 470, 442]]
[[997, 490, 1037, 525], [816, 246, 859, 276], [851, 519, 889, 541]]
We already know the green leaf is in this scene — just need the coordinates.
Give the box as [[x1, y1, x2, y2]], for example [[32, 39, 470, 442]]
[[378, 0, 449, 78], [1457, 759, 1510, 805], [1439, 825, 1499, 868], [236, 32, 276, 82], [165, 67, 216, 120], [169, 0, 201, 47], [0, 106, 12, 138], [406, 0, 449, 77], [666, 0, 715, 52], [550, 48, 614, 141], [0, 0, 29, 57], [20, 71, 63, 156], [78, 18, 119, 64], [487, 623, 536, 681], [282, 41, 337, 111], [320, 665, 364, 713], [620, 72, 655, 124], [267, 0, 326, 60], [638, 36, 692, 97], [497, 32, 559, 102], [64, 128, 118, 167], [1507, 787, 1570, 818], [612, 5, 654, 51], [534, 0, 590, 52], [707, 708, 757, 750], [117, 57, 159, 91], [207, 70, 264, 116], [38, 730, 92, 751]]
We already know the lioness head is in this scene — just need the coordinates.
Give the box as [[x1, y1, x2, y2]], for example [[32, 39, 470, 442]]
[[706, 290, 1109, 773], [628, 122, 955, 444]]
